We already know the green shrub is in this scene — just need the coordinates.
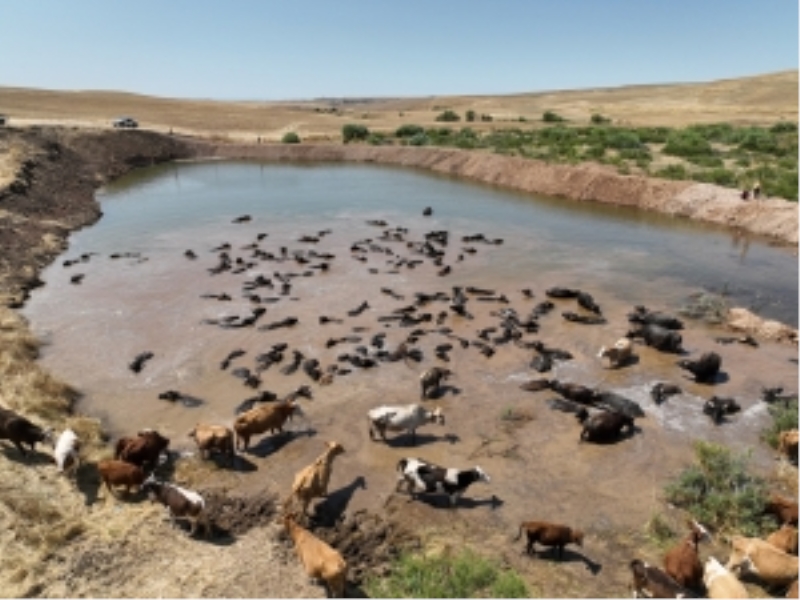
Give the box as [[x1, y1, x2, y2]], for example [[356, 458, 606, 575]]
[[435, 110, 461, 122], [281, 132, 300, 144], [480, 113, 493, 122], [655, 164, 689, 180], [770, 121, 798, 134], [591, 113, 610, 125], [692, 168, 736, 186], [663, 130, 714, 157], [466, 110, 476, 122], [408, 132, 428, 146], [365, 549, 529, 598], [342, 124, 370, 143], [664, 441, 771, 535], [542, 110, 565, 123], [396, 124, 425, 138], [686, 154, 724, 168], [762, 398, 799, 448], [367, 133, 388, 146]]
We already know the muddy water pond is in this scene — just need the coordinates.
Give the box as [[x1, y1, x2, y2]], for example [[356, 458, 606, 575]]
[[23, 161, 798, 536]]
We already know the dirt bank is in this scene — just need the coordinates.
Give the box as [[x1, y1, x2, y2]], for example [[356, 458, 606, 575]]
[[191, 141, 799, 246]]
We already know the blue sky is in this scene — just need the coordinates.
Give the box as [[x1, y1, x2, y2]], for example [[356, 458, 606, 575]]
[[1, 1, 796, 100]]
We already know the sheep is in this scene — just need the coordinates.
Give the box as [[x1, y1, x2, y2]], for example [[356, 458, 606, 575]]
[[283, 513, 347, 597], [288, 441, 345, 517], [514, 521, 584, 560]]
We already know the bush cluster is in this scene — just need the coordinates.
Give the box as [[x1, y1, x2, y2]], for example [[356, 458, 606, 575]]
[[664, 441, 771, 536], [365, 549, 529, 598]]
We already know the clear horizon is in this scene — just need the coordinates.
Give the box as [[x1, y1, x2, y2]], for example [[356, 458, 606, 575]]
[[1, 0, 797, 101]]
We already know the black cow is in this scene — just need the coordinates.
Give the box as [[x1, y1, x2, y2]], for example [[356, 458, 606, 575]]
[[703, 396, 741, 424], [677, 352, 722, 383], [626, 324, 683, 353], [395, 457, 490, 507], [0, 408, 53, 455], [577, 409, 635, 443], [627, 306, 684, 330]]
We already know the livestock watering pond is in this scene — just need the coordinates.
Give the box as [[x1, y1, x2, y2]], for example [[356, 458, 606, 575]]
[[22, 160, 799, 559]]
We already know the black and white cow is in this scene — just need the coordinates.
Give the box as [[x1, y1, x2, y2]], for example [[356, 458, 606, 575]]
[[395, 457, 490, 507]]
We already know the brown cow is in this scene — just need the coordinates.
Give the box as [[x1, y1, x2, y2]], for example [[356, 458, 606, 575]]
[[284, 513, 347, 597], [288, 441, 345, 517], [767, 494, 799, 526], [778, 430, 799, 463], [514, 520, 584, 560], [97, 459, 146, 497], [114, 429, 170, 471], [233, 400, 302, 450], [143, 476, 210, 538], [630, 559, 688, 598], [664, 519, 711, 591], [768, 525, 799, 555]]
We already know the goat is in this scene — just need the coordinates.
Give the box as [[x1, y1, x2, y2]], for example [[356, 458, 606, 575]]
[[514, 521, 584, 560], [283, 513, 347, 597], [367, 404, 444, 445], [664, 519, 711, 591], [288, 441, 345, 517]]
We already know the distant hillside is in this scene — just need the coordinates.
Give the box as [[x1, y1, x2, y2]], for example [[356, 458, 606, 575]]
[[0, 70, 796, 141]]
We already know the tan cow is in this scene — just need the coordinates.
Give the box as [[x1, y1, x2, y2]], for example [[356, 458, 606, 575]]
[[597, 338, 634, 369], [703, 556, 748, 598], [188, 423, 235, 465], [284, 513, 347, 597], [778, 430, 799, 462], [726, 535, 799, 588], [289, 441, 345, 517], [233, 400, 302, 450], [767, 525, 799, 555]]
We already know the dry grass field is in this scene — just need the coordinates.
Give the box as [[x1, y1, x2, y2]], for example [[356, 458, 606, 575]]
[[1, 70, 796, 142]]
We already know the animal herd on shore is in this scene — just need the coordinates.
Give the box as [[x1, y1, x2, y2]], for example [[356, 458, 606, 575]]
[[3, 205, 799, 598]]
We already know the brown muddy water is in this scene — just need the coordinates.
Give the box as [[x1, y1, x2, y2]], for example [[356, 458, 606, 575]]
[[22, 161, 798, 545]]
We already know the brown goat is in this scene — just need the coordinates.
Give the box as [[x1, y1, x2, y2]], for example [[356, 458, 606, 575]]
[[233, 400, 302, 450], [284, 513, 347, 597], [514, 520, 583, 559], [97, 459, 146, 497], [663, 519, 711, 591]]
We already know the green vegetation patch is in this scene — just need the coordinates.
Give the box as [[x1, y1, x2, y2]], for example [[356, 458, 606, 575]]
[[762, 398, 799, 449], [664, 441, 771, 536], [365, 549, 529, 598]]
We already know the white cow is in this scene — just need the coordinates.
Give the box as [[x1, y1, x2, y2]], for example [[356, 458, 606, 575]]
[[53, 428, 81, 477], [597, 338, 634, 368], [367, 404, 444, 445]]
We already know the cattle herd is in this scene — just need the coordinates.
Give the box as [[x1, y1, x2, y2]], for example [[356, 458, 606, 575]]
[[2, 206, 799, 598]]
